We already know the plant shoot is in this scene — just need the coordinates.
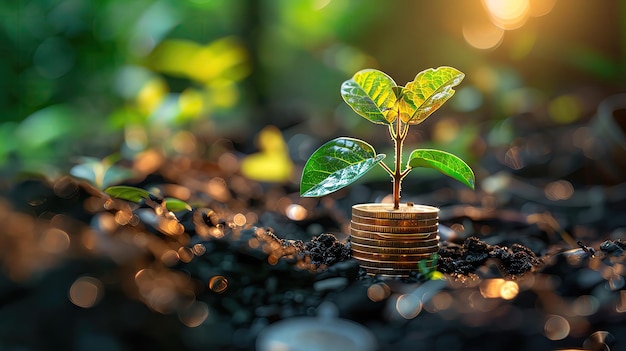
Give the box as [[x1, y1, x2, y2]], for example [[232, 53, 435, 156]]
[[300, 67, 475, 209]]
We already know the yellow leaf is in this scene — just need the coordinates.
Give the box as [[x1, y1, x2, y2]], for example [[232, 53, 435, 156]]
[[136, 78, 168, 114], [240, 126, 293, 182]]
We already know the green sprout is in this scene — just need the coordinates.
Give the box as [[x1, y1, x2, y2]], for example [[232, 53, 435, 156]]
[[300, 67, 475, 209], [418, 253, 445, 281], [105, 185, 192, 213]]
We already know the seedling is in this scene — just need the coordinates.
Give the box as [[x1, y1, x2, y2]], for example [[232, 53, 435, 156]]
[[418, 254, 445, 281], [300, 67, 475, 209], [70, 154, 135, 190], [105, 185, 192, 212]]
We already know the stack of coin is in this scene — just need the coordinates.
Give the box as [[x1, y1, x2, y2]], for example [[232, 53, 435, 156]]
[[350, 203, 440, 277]]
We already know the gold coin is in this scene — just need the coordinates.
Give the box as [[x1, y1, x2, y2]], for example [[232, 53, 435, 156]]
[[374, 233, 439, 240], [360, 263, 436, 271], [364, 273, 409, 278], [363, 272, 411, 277], [361, 266, 438, 277], [352, 203, 439, 220], [351, 221, 438, 234], [350, 235, 440, 248], [359, 265, 432, 274], [350, 228, 439, 240], [351, 214, 438, 227], [352, 252, 435, 263], [355, 259, 436, 269], [352, 250, 437, 262], [350, 242, 439, 254]]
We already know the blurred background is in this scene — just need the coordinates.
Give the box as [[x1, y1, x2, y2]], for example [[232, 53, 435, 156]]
[[2, 2, 626, 350], [2, 0, 625, 185]]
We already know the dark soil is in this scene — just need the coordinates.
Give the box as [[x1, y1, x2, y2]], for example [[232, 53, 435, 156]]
[[0, 178, 626, 350], [1, 151, 626, 351]]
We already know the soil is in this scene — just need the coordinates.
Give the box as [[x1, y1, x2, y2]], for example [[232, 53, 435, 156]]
[[0, 178, 626, 350], [1, 140, 626, 351]]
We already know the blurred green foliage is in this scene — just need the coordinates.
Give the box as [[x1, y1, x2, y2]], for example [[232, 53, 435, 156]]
[[0, 0, 382, 179], [1, 0, 624, 183]]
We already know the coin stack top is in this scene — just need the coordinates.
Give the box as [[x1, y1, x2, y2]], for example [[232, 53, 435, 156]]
[[350, 203, 440, 277]]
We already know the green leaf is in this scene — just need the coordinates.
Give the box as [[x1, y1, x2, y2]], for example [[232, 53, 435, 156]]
[[301, 137, 385, 197], [164, 197, 192, 212], [398, 66, 464, 125], [70, 155, 135, 189], [340, 69, 398, 125], [418, 254, 445, 280], [408, 149, 475, 189], [104, 185, 151, 203]]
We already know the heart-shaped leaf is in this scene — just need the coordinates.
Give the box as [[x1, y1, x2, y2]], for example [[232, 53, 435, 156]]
[[398, 66, 464, 125], [341, 69, 398, 125], [301, 137, 385, 197], [408, 149, 475, 189], [104, 185, 151, 203]]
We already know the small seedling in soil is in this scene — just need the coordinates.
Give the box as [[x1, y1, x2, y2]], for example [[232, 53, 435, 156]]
[[418, 253, 445, 280], [104, 185, 192, 213], [70, 154, 136, 189], [300, 67, 475, 209]]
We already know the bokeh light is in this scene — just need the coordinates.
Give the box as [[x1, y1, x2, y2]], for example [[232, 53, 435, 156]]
[[395, 294, 422, 319], [367, 283, 391, 302], [233, 213, 247, 226], [528, 0, 557, 17], [545, 180, 575, 201], [544, 315, 570, 340], [1, 1, 625, 349], [40, 228, 70, 254], [482, 0, 530, 30], [209, 275, 229, 293], [463, 21, 505, 50], [178, 301, 210, 328], [69, 276, 104, 308], [480, 279, 519, 300], [572, 295, 599, 317], [286, 204, 308, 221], [549, 95, 582, 124]]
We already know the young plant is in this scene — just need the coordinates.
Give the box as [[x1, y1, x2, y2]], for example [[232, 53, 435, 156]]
[[418, 254, 445, 281], [300, 67, 475, 209], [105, 185, 192, 212]]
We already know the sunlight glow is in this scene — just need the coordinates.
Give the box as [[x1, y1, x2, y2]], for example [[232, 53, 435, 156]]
[[480, 279, 519, 300], [528, 0, 557, 17], [483, 0, 530, 30], [463, 21, 504, 50], [286, 204, 308, 221], [500, 281, 519, 300]]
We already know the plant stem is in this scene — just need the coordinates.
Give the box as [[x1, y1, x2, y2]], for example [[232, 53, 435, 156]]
[[392, 112, 406, 210]]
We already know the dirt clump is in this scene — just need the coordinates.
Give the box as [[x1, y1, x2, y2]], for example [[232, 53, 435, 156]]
[[438, 236, 542, 276]]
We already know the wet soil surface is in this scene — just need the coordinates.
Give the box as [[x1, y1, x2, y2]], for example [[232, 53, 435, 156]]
[[1, 175, 626, 351]]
